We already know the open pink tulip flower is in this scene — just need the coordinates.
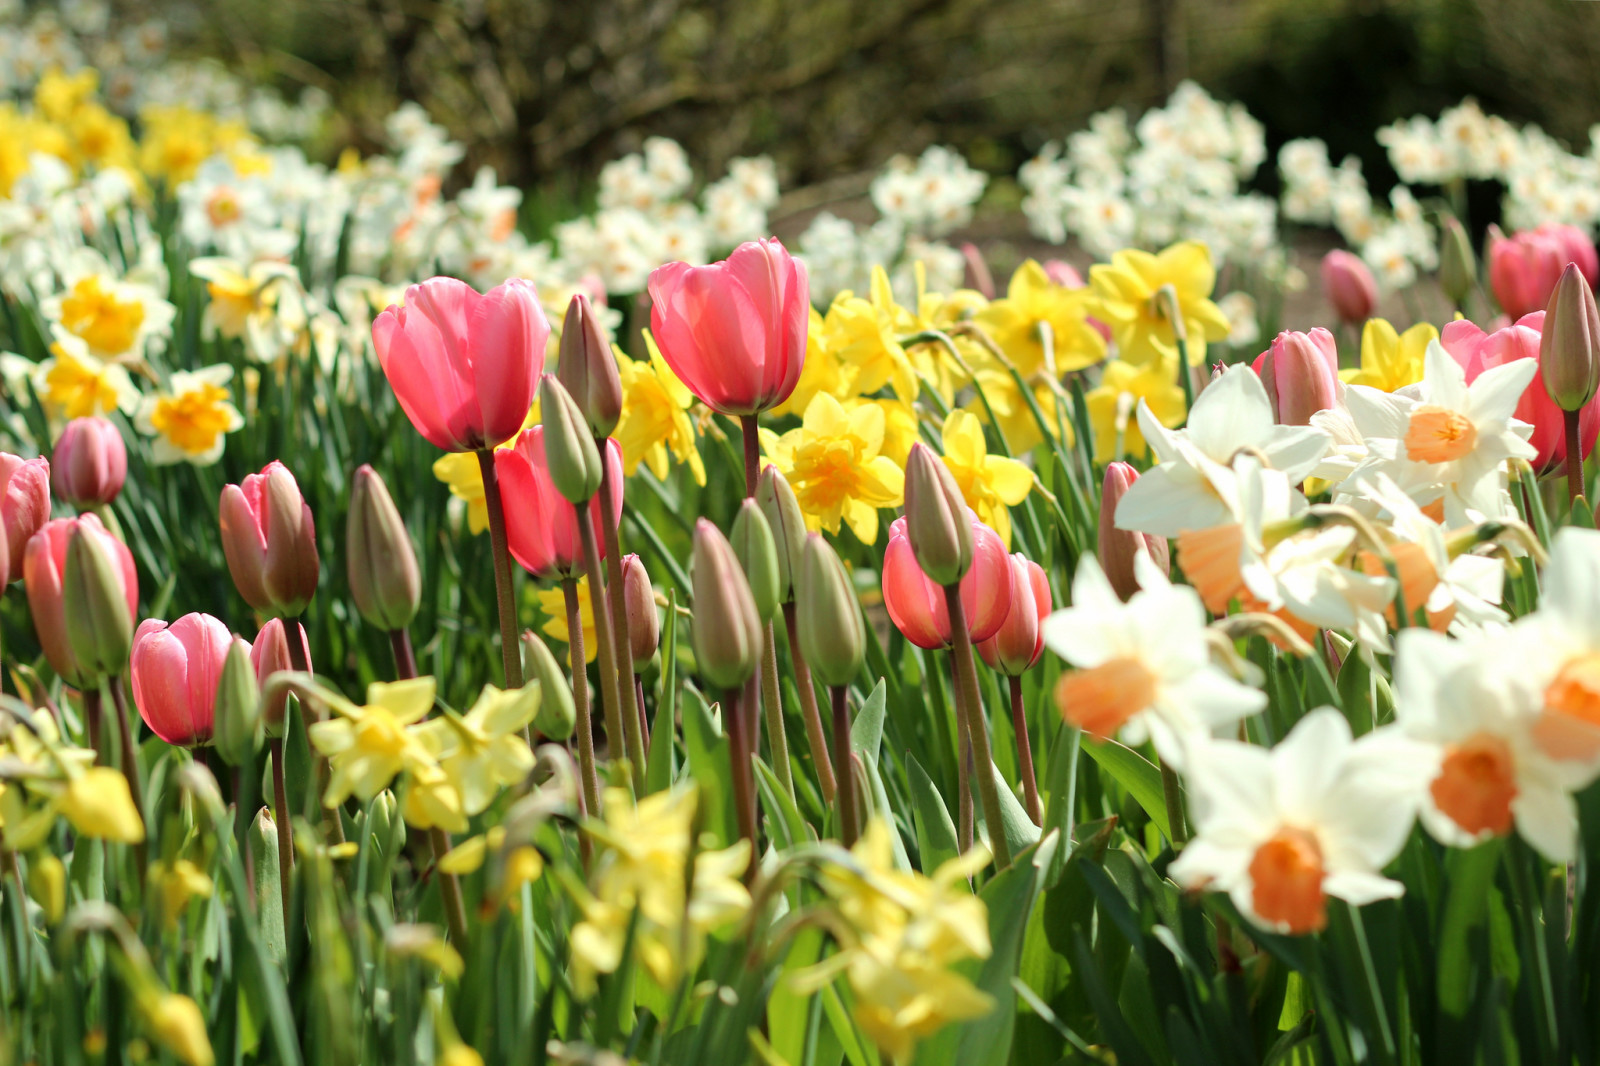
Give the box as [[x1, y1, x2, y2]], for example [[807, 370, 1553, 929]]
[[1252, 328, 1339, 426], [882, 514, 1014, 650], [251, 617, 312, 733], [1320, 250, 1378, 326], [219, 460, 320, 618], [51, 418, 126, 508], [130, 613, 233, 747], [976, 554, 1051, 675], [1442, 311, 1600, 472], [495, 425, 622, 580], [23, 515, 138, 686], [1, 453, 50, 582], [1488, 224, 1600, 321], [646, 238, 809, 416], [372, 276, 549, 452]]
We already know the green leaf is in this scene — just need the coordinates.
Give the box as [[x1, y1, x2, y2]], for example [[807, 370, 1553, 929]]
[[1572, 494, 1596, 530], [1081, 738, 1171, 843], [907, 754, 959, 877], [768, 927, 826, 1066], [1437, 839, 1503, 1017], [680, 688, 738, 849], [849, 679, 887, 763], [976, 760, 1041, 861], [754, 756, 810, 854], [646, 589, 679, 794], [1336, 648, 1396, 735]]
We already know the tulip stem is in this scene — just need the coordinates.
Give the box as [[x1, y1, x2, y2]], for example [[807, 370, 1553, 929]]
[[84, 687, 104, 764], [944, 584, 1011, 869], [106, 679, 148, 875], [476, 448, 525, 691], [389, 628, 419, 682], [782, 602, 836, 804], [1008, 675, 1042, 826], [635, 679, 650, 753], [949, 656, 974, 855], [598, 461, 647, 795], [268, 736, 294, 925], [578, 503, 631, 797], [428, 827, 470, 948], [724, 685, 759, 882], [563, 579, 603, 822], [1565, 409, 1585, 506], [740, 415, 762, 499], [830, 685, 858, 848], [1160, 756, 1188, 847], [760, 623, 795, 802], [286, 622, 344, 847]]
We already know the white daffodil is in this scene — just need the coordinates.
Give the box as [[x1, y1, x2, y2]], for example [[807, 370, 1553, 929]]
[[30, 332, 142, 421], [1042, 552, 1266, 768], [1116, 365, 1329, 537], [188, 256, 308, 363], [1509, 528, 1600, 775], [1393, 625, 1590, 863], [1171, 708, 1433, 935]]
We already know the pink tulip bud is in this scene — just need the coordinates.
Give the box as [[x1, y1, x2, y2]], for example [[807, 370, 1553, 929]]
[[1099, 463, 1170, 602], [494, 426, 622, 580], [250, 617, 311, 734], [51, 418, 126, 508], [1488, 223, 1600, 321], [647, 238, 809, 416], [130, 613, 232, 747], [372, 275, 549, 452], [961, 242, 996, 299], [1320, 250, 1377, 326], [23, 515, 138, 687], [691, 518, 763, 691], [1, 453, 50, 582], [622, 554, 659, 669], [1252, 328, 1339, 426], [1540, 263, 1600, 412], [219, 460, 319, 618], [556, 292, 623, 439], [903, 442, 973, 587], [977, 554, 1051, 675], [1042, 259, 1085, 288], [881, 514, 1014, 649]]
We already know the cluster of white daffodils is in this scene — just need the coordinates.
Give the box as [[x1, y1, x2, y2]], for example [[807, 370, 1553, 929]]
[[1019, 81, 1275, 268]]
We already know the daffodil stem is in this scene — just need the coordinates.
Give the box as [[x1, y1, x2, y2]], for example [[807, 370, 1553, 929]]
[[578, 503, 630, 798], [563, 578, 603, 823], [830, 684, 859, 849], [782, 602, 836, 803], [948, 654, 974, 855], [269, 736, 294, 925], [725, 684, 759, 882], [1160, 756, 1188, 847], [740, 414, 761, 498], [1565, 409, 1585, 506], [1008, 675, 1041, 826], [598, 459, 647, 795], [476, 448, 525, 691], [389, 628, 418, 681], [944, 584, 1011, 869], [106, 678, 148, 877], [1176, 336, 1195, 422], [761, 622, 795, 803], [428, 827, 469, 948], [287, 621, 344, 847]]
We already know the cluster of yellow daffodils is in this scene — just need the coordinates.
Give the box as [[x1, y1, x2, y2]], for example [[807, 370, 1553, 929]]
[[0, 710, 144, 851]]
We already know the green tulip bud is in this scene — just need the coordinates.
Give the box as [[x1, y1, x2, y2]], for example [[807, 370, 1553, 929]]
[[538, 374, 603, 504], [903, 442, 972, 587], [1540, 263, 1600, 412], [213, 637, 262, 767], [365, 788, 404, 862], [63, 518, 136, 681], [556, 293, 624, 439], [347, 464, 421, 631], [622, 554, 659, 670], [755, 464, 805, 601], [691, 519, 762, 691], [1439, 215, 1476, 307], [730, 499, 780, 623], [521, 631, 576, 740], [796, 534, 865, 687]]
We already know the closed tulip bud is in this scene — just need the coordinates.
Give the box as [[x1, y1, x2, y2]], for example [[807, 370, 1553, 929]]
[[213, 637, 261, 766], [903, 442, 973, 587], [129, 613, 231, 747], [1100, 462, 1169, 601], [538, 375, 603, 504], [755, 464, 805, 601], [250, 617, 311, 735], [690, 519, 762, 691], [1320, 250, 1377, 326], [250, 807, 285, 946], [521, 631, 576, 740], [366, 789, 404, 861], [24, 517, 137, 686], [63, 518, 137, 680], [219, 461, 319, 618], [1252, 329, 1339, 426], [797, 534, 865, 687], [977, 554, 1051, 675], [556, 293, 623, 438], [730, 499, 780, 623], [51, 417, 126, 508], [347, 465, 421, 631], [1439, 215, 1476, 306], [1, 453, 51, 582], [622, 554, 659, 669], [1540, 263, 1600, 412]]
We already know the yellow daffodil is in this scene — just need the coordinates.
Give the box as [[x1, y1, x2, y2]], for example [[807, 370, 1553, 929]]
[[825, 269, 919, 402], [899, 263, 989, 403], [433, 404, 540, 532], [58, 767, 146, 844], [938, 410, 1033, 546], [771, 306, 850, 418], [761, 392, 907, 544], [150, 859, 214, 929], [538, 576, 598, 665], [308, 677, 441, 808], [976, 259, 1108, 377], [0, 104, 73, 195], [386, 923, 465, 980], [967, 368, 1075, 457], [851, 396, 920, 467], [188, 256, 306, 363], [138, 105, 253, 184], [416, 685, 538, 817], [31, 334, 141, 420], [44, 270, 172, 362], [34, 67, 99, 124], [0, 716, 105, 850], [1084, 357, 1186, 463], [138, 992, 215, 1066], [570, 786, 751, 998], [1088, 240, 1231, 367], [1341, 318, 1438, 392], [615, 333, 706, 485], [134, 365, 244, 465]]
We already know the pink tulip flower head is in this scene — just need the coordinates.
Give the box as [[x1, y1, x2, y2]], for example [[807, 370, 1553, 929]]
[[372, 276, 549, 452], [647, 238, 809, 416], [51, 417, 127, 508], [218, 460, 320, 618], [881, 513, 1014, 650], [976, 554, 1052, 675], [250, 617, 312, 734], [130, 613, 233, 747], [1, 452, 50, 582], [494, 426, 622, 580], [1488, 224, 1600, 321], [1252, 328, 1340, 426], [1320, 250, 1378, 326], [23, 515, 138, 687]]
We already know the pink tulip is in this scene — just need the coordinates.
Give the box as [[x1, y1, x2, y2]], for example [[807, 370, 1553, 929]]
[[23, 515, 137, 686], [494, 426, 622, 580], [1442, 312, 1600, 472], [881, 514, 1014, 650], [372, 276, 549, 452], [250, 617, 311, 733], [1, 453, 50, 582], [1488, 224, 1600, 321], [1099, 462, 1170, 601], [1320, 250, 1378, 325], [646, 238, 809, 416], [976, 554, 1051, 675], [1252, 328, 1339, 426], [219, 460, 319, 618], [51, 417, 127, 508], [130, 613, 232, 747], [1042, 259, 1085, 288]]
